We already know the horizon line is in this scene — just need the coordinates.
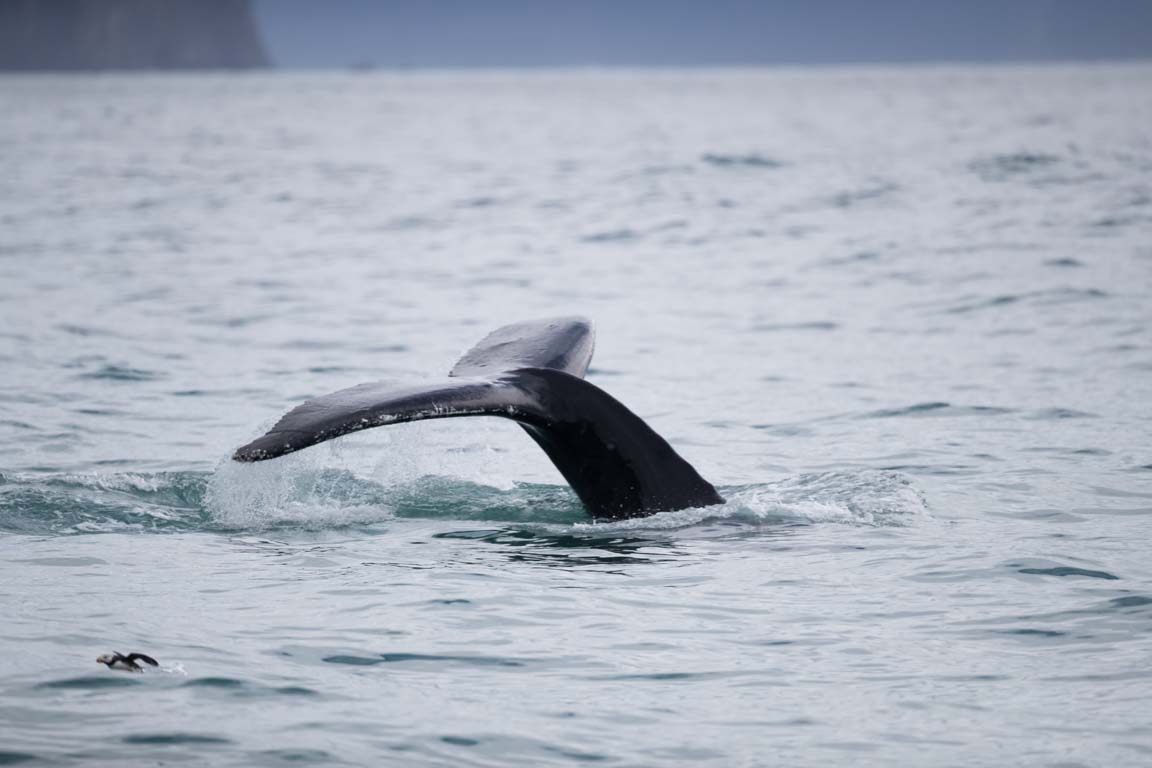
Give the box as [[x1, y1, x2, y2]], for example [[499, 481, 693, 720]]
[[3, 55, 1151, 77]]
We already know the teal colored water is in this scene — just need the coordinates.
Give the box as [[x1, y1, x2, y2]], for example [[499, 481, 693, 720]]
[[1, 65, 1151, 766]]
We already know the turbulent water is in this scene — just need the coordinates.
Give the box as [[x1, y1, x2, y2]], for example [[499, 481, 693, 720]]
[[1, 65, 1150, 766]]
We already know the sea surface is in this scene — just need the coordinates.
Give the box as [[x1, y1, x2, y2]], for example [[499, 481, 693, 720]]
[[1, 65, 1150, 766]]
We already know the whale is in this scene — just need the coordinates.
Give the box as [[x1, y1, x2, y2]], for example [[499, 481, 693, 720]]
[[233, 317, 724, 519]]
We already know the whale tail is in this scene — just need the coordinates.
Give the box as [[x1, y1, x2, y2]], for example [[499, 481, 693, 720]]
[[232, 317, 723, 519]]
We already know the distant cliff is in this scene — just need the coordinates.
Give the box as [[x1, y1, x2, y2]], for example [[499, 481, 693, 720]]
[[0, 0, 269, 71]]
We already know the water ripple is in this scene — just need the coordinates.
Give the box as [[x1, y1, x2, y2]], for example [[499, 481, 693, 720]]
[[701, 152, 783, 169], [322, 652, 526, 668]]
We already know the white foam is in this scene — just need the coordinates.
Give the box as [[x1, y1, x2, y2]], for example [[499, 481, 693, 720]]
[[204, 452, 396, 530], [571, 471, 928, 533], [206, 418, 565, 529]]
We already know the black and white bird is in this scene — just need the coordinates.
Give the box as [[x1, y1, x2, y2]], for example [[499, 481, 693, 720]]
[[97, 652, 159, 672]]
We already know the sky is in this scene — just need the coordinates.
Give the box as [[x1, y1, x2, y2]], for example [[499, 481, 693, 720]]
[[254, 0, 1152, 69]]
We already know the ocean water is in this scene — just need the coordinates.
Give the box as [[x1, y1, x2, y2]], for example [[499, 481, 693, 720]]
[[1, 64, 1150, 766]]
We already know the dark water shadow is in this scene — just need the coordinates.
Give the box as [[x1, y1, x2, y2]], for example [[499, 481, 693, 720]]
[[323, 652, 525, 668], [433, 527, 681, 568], [388, 478, 586, 525], [35, 675, 143, 690], [122, 733, 231, 745]]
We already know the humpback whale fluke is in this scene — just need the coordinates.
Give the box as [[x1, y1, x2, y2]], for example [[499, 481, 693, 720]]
[[233, 317, 724, 519]]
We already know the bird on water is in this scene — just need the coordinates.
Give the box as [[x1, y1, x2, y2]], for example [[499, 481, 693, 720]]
[[97, 652, 158, 672]]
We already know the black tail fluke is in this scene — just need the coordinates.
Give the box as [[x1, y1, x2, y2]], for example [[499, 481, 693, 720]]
[[232, 318, 723, 519]]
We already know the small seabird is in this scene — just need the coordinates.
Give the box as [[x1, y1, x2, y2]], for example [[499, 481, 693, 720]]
[[97, 652, 159, 672]]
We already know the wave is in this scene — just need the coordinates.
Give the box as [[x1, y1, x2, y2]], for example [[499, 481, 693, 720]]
[[0, 463, 927, 536], [0, 470, 212, 534]]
